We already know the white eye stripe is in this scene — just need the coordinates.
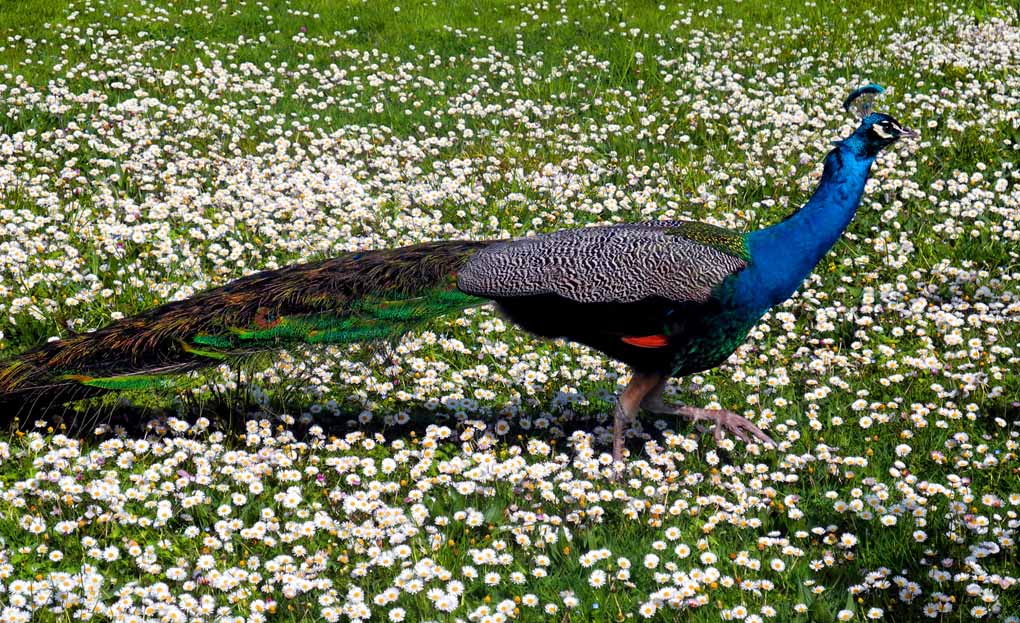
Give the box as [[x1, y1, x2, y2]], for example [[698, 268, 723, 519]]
[[872, 124, 894, 139]]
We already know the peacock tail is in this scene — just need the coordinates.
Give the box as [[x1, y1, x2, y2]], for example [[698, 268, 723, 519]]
[[0, 240, 492, 400]]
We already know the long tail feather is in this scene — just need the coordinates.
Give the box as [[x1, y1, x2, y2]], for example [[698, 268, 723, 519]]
[[0, 240, 492, 415]]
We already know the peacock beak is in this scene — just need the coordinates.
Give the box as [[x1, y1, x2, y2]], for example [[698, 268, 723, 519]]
[[898, 127, 920, 140]]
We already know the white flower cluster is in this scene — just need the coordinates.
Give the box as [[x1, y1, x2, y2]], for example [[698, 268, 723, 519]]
[[0, 0, 1018, 620]]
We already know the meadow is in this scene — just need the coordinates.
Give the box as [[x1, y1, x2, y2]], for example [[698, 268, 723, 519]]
[[0, 0, 1019, 620]]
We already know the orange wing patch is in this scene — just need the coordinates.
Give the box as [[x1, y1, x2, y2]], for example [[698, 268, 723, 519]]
[[621, 334, 669, 348]]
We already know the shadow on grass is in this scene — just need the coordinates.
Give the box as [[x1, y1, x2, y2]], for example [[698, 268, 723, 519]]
[[0, 381, 753, 473], [3, 381, 637, 452]]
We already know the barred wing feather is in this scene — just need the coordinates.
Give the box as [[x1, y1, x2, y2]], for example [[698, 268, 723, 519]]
[[457, 221, 748, 304]]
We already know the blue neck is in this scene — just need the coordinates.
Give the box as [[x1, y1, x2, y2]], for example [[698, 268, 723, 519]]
[[737, 144, 876, 311]]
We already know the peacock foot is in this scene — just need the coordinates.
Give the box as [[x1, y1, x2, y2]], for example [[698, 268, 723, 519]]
[[643, 400, 775, 448], [612, 398, 631, 464], [611, 372, 667, 465]]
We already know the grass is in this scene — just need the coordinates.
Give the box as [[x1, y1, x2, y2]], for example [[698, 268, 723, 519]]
[[0, 0, 1019, 621]]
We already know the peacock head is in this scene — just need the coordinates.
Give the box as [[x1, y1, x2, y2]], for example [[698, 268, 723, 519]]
[[839, 84, 918, 157]]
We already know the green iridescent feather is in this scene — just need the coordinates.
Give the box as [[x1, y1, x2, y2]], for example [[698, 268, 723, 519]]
[[191, 287, 483, 351], [59, 374, 177, 391], [667, 221, 750, 261]]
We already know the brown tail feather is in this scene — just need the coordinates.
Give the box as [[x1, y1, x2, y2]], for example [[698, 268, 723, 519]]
[[0, 240, 492, 417]]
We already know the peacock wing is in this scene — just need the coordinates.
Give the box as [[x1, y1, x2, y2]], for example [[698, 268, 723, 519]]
[[456, 220, 749, 304]]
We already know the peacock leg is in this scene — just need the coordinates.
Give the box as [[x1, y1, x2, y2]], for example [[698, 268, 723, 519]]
[[641, 381, 776, 447], [613, 371, 666, 463]]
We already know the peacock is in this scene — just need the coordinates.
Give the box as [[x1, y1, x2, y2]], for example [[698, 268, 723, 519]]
[[0, 85, 916, 460]]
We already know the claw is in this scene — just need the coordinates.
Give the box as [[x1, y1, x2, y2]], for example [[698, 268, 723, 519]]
[[645, 401, 776, 449], [711, 409, 776, 447]]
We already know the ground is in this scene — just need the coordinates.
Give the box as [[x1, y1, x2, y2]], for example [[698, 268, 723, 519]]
[[0, 0, 1018, 621]]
